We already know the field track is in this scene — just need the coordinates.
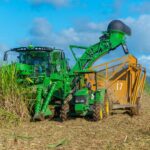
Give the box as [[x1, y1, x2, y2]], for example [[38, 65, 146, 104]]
[[0, 93, 150, 150]]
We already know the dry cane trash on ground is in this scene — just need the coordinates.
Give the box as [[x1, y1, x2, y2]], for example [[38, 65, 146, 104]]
[[0, 93, 150, 150]]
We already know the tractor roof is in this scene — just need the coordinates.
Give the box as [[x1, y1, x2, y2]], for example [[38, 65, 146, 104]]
[[10, 46, 60, 52]]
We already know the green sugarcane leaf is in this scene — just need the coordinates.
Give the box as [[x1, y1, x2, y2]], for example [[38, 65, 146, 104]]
[[47, 139, 66, 148]]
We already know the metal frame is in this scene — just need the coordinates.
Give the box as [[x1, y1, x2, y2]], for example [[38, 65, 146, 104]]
[[86, 54, 146, 107]]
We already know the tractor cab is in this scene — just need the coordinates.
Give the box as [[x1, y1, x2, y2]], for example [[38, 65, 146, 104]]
[[3, 46, 69, 84]]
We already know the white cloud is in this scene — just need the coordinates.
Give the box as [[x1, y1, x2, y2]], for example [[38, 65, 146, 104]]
[[0, 44, 8, 61], [29, 0, 69, 7], [22, 17, 105, 48], [30, 18, 51, 37], [123, 15, 150, 55], [0, 44, 7, 50], [75, 21, 106, 32], [139, 55, 150, 61], [131, 1, 150, 14], [139, 55, 150, 75]]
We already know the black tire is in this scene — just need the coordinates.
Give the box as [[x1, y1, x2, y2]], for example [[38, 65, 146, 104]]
[[93, 103, 103, 121], [33, 113, 45, 121], [48, 106, 55, 120], [130, 97, 141, 115], [60, 103, 69, 121]]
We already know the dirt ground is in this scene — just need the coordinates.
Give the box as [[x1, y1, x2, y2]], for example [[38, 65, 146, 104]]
[[0, 93, 150, 150]]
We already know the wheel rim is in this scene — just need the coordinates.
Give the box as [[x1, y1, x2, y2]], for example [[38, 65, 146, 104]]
[[100, 108, 103, 119], [105, 100, 109, 116]]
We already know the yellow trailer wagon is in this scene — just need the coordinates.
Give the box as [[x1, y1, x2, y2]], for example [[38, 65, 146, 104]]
[[85, 54, 146, 115]]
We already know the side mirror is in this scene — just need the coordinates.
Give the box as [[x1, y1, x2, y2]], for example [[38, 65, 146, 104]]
[[3, 52, 8, 61]]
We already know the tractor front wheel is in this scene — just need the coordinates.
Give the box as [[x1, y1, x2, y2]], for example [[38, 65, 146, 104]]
[[48, 106, 55, 120], [60, 103, 69, 121], [93, 103, 103, 121]]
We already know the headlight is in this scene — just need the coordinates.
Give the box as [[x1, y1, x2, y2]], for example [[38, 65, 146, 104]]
[[75, 96, 87, 103]]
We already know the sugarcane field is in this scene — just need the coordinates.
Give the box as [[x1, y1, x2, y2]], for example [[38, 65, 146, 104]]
[[0, 1, 150, 150]]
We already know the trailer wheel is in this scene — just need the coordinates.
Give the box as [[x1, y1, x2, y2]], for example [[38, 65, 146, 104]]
[[93, 103, 103, 121], [60, 103, 69, 121], [130, 97, 141, 115]]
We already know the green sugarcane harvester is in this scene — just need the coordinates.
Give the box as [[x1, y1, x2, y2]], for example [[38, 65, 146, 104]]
[[3, 20, 131, 121]]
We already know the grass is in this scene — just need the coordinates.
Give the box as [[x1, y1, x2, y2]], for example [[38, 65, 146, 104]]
[[0, 64, 31, 126], [144, 80, 150, 95]]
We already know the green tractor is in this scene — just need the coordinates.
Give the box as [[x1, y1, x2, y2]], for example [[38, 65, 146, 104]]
[[72, 71, 107, 121]]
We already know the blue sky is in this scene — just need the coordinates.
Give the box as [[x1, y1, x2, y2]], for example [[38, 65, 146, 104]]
[[0, 0, 150, 73]]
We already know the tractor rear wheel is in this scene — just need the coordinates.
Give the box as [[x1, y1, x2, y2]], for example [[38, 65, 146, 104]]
[[130, 97, 141, 115], [93, 103, 103, 121], [60, 103, 69, 121]]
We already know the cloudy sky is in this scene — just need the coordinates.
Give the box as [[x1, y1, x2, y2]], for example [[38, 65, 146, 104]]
[[0, 0, 150, 73]]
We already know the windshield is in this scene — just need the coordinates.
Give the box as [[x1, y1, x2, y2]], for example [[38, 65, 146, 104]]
[[5, 50, 68, 75], [6, 51, 50, 65], [5, 51, 51, 75], [18, 51, 49, 66]]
